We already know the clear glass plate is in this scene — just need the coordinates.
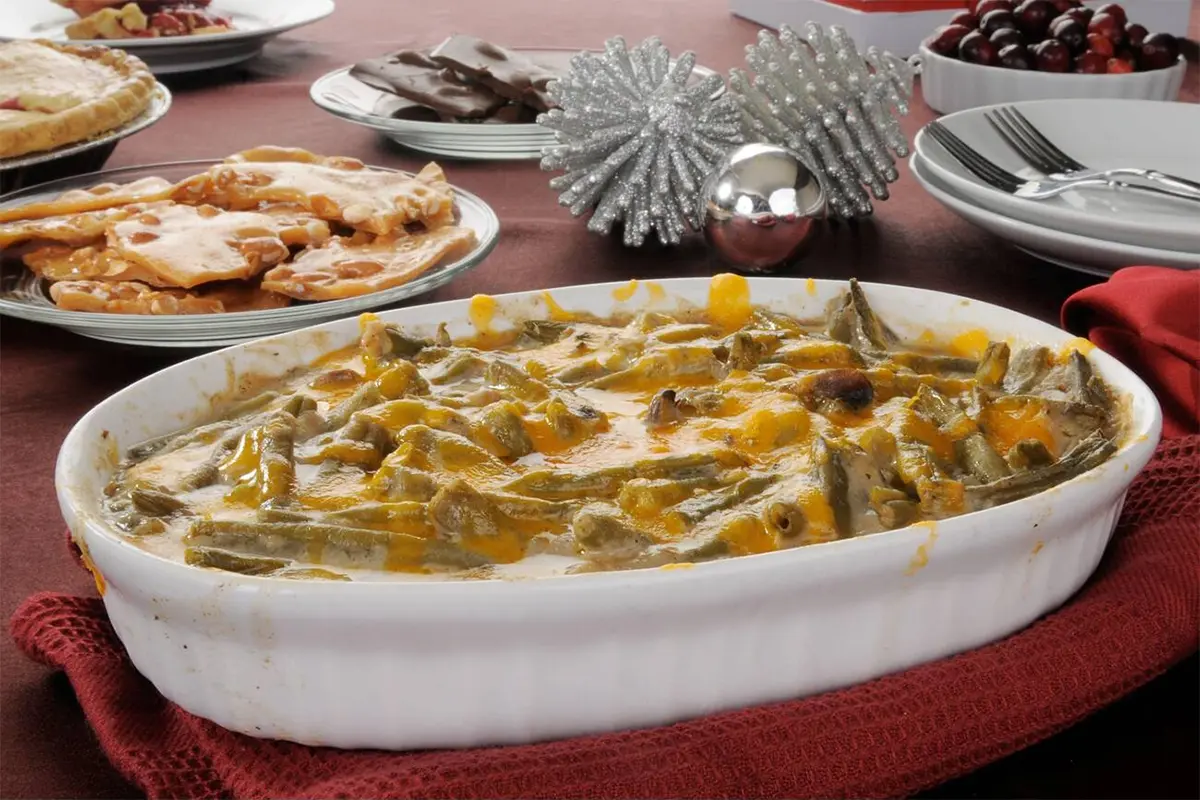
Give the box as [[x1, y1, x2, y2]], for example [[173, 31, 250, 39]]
[[0, 160, 501, 348]]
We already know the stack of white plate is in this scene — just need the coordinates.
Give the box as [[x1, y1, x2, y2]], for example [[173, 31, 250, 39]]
[[311, 49, 720, 161], [911, 99, 1200, 276]]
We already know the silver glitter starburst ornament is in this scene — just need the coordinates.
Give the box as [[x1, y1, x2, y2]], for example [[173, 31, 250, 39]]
[[537, 36, 743, 246], [730, 23, 915, 219]]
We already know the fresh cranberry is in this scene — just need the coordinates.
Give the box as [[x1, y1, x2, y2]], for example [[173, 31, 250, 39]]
[[980, 9, 1018, 37], [1107, 57, 1135, 73], [1086, 33, 1115, 57], [1061, 6, 1093, 24], [998, 42, 1034, 69], [1074, 51, 1108, 73], [1124, 22, 1148, 47], [973, 0, 1015, 17], [1013, 0, 1055, 40], [990, 27, 1025, 50], [927, 24, 974, 56], [959, 30, 1001, 65], [1138, 32, 1180, 70], [1049, 17, 1087, 54], [1087, 13, 1125, 48], [950, 11, 980, 29], [1048, 0, 1080, 12], [1093, 3, 1127, 26], [1033, 38, 1071, 71]]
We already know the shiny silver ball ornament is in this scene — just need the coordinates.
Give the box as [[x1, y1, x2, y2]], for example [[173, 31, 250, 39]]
[[701, 143, 826, 274]]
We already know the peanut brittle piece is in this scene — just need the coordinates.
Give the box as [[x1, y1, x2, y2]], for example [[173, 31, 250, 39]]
[[0, 201, 173, 248], [0, 177, 174, 224], [107, 203, 293, 289], [23, 243, 165, 285], [224, 146, 365, 169], [261, 225, 477, 301], [1, 207, 126, 248], [49, 279, 291, 315], [254, 202, 334, 247], [173, 154, 456, 236]]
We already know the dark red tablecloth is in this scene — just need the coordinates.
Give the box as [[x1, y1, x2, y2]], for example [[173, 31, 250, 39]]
[[2, 1, 1198, 796]]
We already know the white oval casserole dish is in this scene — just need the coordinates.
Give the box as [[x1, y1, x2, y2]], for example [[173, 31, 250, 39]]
[[919, 45, 1186, 116], [56, 277, 1163, 750]]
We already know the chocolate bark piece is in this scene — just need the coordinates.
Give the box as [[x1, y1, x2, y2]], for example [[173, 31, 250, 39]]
[[429, 35, 559, 112], [481, 103, 539, 124], [350, 48, 507, 120]]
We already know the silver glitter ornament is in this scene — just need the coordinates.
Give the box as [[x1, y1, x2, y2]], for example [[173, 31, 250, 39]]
[[701, 143, 825, 273], [730, 23, 914, 219], [538, 36, 743, 246]]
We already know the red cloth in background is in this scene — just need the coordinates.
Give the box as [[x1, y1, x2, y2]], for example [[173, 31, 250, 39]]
[[1062, 266, 1200, 438]]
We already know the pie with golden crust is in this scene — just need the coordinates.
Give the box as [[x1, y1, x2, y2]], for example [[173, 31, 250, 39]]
[[0, 39, 157, 160]]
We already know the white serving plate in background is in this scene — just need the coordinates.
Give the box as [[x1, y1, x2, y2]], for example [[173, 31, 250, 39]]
[[915, 99, 1200, 255], [56, 277, 1162, 750], [919, 44, 1185, 116], [0, 0, 335, 74], [909, 152, 1199, 275]]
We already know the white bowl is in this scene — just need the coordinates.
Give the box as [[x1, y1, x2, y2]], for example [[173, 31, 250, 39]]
[[918, 44, 1186, 115], [56, 277, 1162, 750]]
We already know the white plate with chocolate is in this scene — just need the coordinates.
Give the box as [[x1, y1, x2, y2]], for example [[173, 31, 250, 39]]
[[0, 0, 335, 75], [311, 35, 721, 161], [0, 147, 499, 347]]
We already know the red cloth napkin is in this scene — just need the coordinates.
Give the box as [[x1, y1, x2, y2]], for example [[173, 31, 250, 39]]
[[10, 268, 1200, 799], [1062, 266, 1200, 438], [9, 435, 1198, 799]]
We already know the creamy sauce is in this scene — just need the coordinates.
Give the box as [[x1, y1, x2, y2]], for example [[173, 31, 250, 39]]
[[102, 278, 1122, 583]]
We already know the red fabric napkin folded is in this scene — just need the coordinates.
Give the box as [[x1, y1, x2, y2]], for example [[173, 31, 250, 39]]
[[10, 435, 1199, 800], [1062, 266, 1200, 438]]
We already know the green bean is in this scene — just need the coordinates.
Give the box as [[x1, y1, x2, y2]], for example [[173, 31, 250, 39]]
[[520, 320, 572, 344], [827, 278, 897, 353], [427, 353, 487, 385], [282, 393, 317, 417], [506, 453, 728, 500], [485, 360, 550, 401], [573, 504, 653, 559], [185, 519, 487, 571], [666, 473, 779, 529], [975, 342, 1010, 387], [272, 568, 352, 581], [914, 386, 1010, 483], [185, 546, 289, 575], [130, 486, 188, 516], [966, 432, 1116, 511], [478, 402, 533, 458], [323, 383, 382, 431], [1003, 346, 1051, 394]]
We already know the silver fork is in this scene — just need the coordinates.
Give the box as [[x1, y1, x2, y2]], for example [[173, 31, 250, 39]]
[[924, 121, 1200, 204], [984, 106, 1200, 201]]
